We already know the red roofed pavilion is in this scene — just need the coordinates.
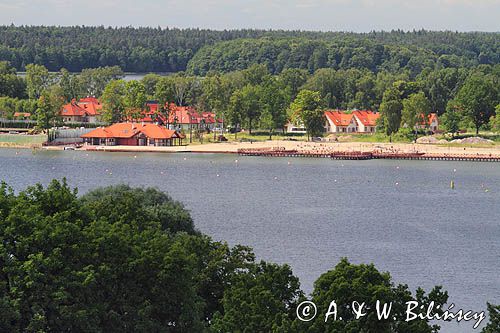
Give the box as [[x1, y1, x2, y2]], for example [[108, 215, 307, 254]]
[[81, 123, 184, 146]]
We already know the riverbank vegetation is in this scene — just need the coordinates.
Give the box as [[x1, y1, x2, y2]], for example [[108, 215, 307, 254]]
[[0, 27, 499, 142], [0, 180, 497, 332]]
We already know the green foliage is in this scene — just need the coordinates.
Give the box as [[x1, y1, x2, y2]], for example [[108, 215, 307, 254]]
[[380, 87, 403, 136], [101, 80, 126, 123], [296, 258, 448, 333], [124, 80, 147, 120], [0, 61, 26, 99], [0, 97, 36, 119], [401, 92, 431, 135], [482, 303, 500, 333], [78, 66, 124, 98], [290, 90, 325, 138], [25, 64, 51, 100], [490, 105, 500, 133], [229, 84, 263, 134], [0, 180, 257, 332], [0, 181, 457, 333], [211, 261, 302, 333], [441, 101, 463, 135], [455, 73, 498, 134], [35, 86, 64, 134], [187, 32, 499, 76]]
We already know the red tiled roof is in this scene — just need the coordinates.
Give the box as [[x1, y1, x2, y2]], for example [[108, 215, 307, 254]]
[[13, 112, 31, 118], [81, 123, 181, 140], [325, 110, 354, 127], [419, 113, 439, 126], [352, 110, 380, 126], [60, 97, 101, 117], [140, 102, 220, 125]]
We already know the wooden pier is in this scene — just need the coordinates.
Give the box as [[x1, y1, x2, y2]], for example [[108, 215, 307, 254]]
[[238, 148, 500, 162]]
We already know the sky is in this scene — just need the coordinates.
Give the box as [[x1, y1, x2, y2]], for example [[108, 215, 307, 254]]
[[0, 0, 499, 32]]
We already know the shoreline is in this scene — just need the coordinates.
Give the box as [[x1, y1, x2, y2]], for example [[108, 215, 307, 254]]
[[53, 140, 500, 157], [3, 140, 500, 158]]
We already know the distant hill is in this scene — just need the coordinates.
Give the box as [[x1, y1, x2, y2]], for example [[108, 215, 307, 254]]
[[0, 26, 498, 75]]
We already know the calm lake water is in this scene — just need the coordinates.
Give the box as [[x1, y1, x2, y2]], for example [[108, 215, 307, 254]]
[[1, 149, 499, 332], [17, 72, 170, 81]]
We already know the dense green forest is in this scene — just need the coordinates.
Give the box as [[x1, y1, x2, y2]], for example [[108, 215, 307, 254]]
[[1, 180, 498, 332], [0, 26, 498, 73]]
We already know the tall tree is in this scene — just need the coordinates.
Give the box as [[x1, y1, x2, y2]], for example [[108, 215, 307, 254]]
[[35, 86, 64, 142], [380, 87, 403, 138], [58, 68, 81, 102], [401, 91, 431, 139], [0, 61, 26, 99], [78, 66, 124, 97], [230, 85, 262, 135], [455, 73, 498, 135], [289, 90, 325, 139], [441, 100, 463, 136], [260, 77, 290, 139], [101, 80, 126, 123], [25, 64, 51, 100], [124, 80, 147, 121]]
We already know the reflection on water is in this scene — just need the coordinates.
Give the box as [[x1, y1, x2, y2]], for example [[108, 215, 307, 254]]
[[1, 149, 499, 333]]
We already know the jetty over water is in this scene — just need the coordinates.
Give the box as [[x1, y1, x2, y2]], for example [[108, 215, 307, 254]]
[[238, 147, 500, 162]]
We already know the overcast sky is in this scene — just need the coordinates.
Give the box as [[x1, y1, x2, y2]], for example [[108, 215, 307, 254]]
[[0, 0, 499, 32]]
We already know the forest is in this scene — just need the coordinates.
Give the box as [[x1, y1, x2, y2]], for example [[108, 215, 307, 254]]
[[0, 26, 498, 74]]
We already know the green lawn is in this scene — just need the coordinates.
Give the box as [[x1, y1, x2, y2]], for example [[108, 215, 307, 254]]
[[0, 134, 46, 145]]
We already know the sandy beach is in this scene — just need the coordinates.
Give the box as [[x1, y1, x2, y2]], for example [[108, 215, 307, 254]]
[[76, 140, 500, 157]]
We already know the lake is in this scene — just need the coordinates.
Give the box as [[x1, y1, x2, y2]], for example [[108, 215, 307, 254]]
[[16, 72, 170, 81], [0, 148, 498, 332]]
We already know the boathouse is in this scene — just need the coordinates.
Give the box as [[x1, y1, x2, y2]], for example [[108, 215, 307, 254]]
[[81, 123, 184, 146]]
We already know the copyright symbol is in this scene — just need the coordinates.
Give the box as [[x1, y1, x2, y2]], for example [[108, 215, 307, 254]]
[[297, 301, 317, 321]]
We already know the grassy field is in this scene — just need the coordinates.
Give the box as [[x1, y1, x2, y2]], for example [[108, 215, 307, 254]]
[[0, 134, 46, 146]]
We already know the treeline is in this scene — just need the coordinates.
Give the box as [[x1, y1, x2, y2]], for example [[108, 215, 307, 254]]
[[1, 180, 499, 332], [1, 61, 499, 138], [187, 35, 498, 76], [0, 26, 498, 73]]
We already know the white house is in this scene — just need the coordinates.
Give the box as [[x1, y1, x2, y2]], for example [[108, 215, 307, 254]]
[[324, 110, 358, 133], [352, 110, 380, 133]]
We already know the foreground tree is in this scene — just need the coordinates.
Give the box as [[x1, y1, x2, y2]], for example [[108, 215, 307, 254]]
[[482, 303, 500, 333], [0, 181, 258, 332], [0, 181, 459, 333], [292, 258, 448, 333], [211, 262, 302, 332]]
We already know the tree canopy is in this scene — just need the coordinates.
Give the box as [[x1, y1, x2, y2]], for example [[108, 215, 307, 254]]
[[0, 180, 458, 332]]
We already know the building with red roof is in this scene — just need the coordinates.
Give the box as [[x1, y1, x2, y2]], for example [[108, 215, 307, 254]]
[[60, 97, 102, 123], [324, 110, 358, 133], [324, 110, 381, 133], [81, 122, 184, 146], [140, 102, 219, 130], [13, 112, 31, 119], [352, 110, 381, 133]]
